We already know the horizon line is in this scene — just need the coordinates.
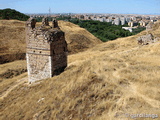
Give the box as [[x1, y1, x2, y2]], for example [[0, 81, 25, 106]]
[[25, 12, 160, 16]]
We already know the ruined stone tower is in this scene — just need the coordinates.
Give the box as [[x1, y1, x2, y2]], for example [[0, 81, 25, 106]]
[[26, 17, 67, 83]]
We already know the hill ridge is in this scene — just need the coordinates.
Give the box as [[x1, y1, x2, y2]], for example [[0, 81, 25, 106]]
[[0, 8, 29, 21]]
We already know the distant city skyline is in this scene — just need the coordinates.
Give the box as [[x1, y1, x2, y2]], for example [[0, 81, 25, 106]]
[[0, 0, 160, 15]]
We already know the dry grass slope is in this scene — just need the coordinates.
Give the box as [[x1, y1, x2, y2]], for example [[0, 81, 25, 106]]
[[0, 20, 26, 63], [0, 20, 160, 120], [58, 21, 102, 53]]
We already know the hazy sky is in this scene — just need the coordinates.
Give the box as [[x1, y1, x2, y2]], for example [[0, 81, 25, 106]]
[[0, 0, 160, 14]]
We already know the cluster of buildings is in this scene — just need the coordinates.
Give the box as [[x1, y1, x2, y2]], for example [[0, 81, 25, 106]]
[[71, 14, 160, 27], [70, 14, 160, 32]]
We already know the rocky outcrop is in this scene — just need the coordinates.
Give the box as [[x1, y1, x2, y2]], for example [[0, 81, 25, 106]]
[[137, 33, 155, 45], [146, 22, 154, 31]]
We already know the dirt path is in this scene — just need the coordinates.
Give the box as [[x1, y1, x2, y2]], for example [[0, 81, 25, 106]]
[[0, 77, 27, 100], [110, 48, 133, 79]]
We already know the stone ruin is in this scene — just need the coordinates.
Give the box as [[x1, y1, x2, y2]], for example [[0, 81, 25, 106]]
[[137, 20, 160, 45], [26, 17, 68, 83], [146, 22, 154, 31], [137, 33, 156, 45]]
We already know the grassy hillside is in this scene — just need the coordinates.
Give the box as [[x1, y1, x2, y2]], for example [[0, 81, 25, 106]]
[[0, 20, 26, 63], [0, 20, 101, 63], [0, 21, 160, 120], [0, 8, 29, 21], [58, 21, 102, 53]]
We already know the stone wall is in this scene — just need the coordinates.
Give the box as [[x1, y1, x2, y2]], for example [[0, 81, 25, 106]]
[[50, 32, 67, 75], [26, 54, 52, 82]]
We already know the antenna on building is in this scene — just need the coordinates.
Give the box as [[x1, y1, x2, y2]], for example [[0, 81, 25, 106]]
[[48, 7, 51, 21], [49, 7, 51, 17]]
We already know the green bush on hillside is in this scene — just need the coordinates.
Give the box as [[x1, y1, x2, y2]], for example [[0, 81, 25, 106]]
[[0, 8, 29, 21]]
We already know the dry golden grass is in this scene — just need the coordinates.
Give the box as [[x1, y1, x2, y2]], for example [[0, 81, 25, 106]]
[[0, 20, 26, 63], [58, 21, 102, 53], [0, 60, 27, 97], [0, 20, 160, 120], [0, 20, 26, 54]]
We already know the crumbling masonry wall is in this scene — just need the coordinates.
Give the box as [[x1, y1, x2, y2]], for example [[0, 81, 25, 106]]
[[137, 33, 157, 45], [26, 17, 67, 83]]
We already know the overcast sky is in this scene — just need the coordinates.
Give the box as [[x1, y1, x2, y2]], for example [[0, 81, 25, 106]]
[[0, 0, 160, 14]]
